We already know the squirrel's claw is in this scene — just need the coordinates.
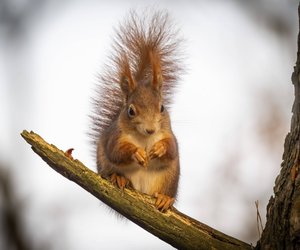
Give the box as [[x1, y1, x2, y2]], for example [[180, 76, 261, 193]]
[[154, 193, 174, 212], [149, 141, 166, 160], [132, 148, 148, 167], [110, 173, 129, 190]]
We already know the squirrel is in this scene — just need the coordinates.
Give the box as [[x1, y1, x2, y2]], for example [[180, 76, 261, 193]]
[[91, 10, 184, 212]]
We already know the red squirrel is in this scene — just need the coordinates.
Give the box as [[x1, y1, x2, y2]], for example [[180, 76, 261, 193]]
[[92, 11, 183, 212]]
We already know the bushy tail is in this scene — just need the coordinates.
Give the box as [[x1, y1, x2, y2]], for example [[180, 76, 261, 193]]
[[91, 10, 184, 141]]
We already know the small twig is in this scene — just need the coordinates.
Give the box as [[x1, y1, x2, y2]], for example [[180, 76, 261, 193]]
[[255, 200, 264, 240]]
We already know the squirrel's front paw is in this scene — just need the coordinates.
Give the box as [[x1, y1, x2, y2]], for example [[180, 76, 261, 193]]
[[132, 148, 148, 167], [149, 141, 167, 159]]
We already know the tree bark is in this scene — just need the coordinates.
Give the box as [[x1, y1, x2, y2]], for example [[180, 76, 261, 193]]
[[21, 130, 251, 250], [258, 4, 300, 250]]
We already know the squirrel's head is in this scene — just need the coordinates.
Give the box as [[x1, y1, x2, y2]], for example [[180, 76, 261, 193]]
[[119, 50, 168, 136]]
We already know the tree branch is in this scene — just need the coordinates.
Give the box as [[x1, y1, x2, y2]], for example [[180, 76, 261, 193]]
[[21, 130, 251, 250]]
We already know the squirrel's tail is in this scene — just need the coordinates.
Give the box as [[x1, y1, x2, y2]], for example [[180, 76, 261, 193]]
[[91, 10, 184, 141]]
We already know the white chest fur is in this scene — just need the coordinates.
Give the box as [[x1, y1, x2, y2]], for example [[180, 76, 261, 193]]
[[124, 167, 166, 195], [120, 132, 167, 195]]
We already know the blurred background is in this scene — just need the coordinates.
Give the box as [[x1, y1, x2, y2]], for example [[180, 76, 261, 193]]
[[0, 0, 298, 249]]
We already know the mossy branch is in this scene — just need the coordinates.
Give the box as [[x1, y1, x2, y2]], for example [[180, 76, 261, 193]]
[[21, 130, 251, 250]]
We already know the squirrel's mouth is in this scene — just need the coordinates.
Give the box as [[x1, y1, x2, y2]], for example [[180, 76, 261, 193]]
[[140, 129, 156, 137], [136, 125, 157, 137], [144, 128, 155, 135]]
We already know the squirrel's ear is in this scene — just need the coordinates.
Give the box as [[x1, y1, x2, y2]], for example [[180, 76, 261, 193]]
[[119, 53, 136, 95], [120, 75, 136, 95], [150, 50, 163, 91]]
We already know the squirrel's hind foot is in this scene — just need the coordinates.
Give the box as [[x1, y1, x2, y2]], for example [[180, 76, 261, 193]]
[[110, 173, 130, 190], [154, 193, 175, 212]]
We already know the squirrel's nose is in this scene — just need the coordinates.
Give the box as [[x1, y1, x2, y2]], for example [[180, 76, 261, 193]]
[[145, 129, 155, 135]]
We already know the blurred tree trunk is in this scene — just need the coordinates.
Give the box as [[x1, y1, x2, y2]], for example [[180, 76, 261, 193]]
[[0, 168, 30, 250], [258, 4, 300, 250]]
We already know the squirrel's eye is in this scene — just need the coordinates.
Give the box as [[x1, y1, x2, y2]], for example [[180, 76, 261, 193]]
[[160, 104, 165, 113], [128, 105, 136, 117]]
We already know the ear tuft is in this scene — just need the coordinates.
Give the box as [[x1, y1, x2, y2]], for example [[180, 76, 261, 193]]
[[149, 50, 163, 91], [119, 52, 136, 95]]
